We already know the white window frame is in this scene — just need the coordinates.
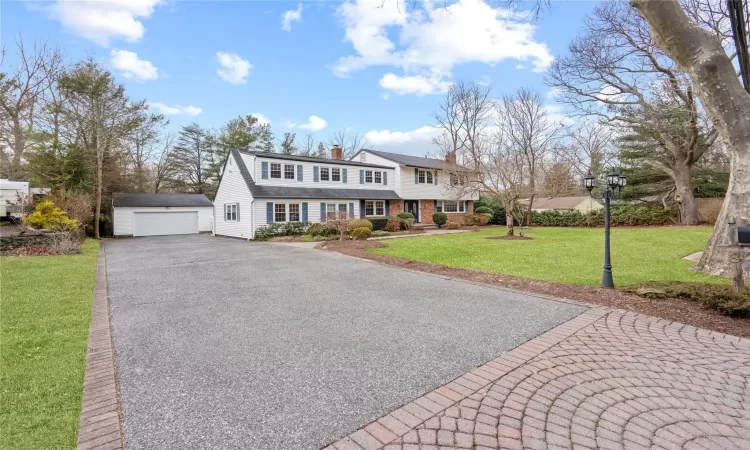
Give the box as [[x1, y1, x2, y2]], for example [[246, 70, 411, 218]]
[[320, 167, 330, 181], [437, 200, 465, 213], [365, 170, 373, 183], [225, 203, 238, 221], [418, 170, 426, 184], [374, 171, 382, 183], [274, 203, 286, 222], [426, 171, 433, 184], [364, 200, 385, 217], [288, 203, 300, 222], [270, 163, 282, 179], [284, 164, 295, 180], [332, 168, 341, 182]]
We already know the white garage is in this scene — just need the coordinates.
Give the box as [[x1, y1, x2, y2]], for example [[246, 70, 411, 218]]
[[112, 193, 213, 237]]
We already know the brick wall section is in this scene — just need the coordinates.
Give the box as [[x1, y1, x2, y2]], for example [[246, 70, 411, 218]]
[[419, 200, 434, 224], [388, 200, 403, 217], [77, 247, 125, 450], [427, 200, 474, 225]]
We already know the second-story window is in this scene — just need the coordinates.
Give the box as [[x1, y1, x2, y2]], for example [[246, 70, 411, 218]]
[[270, 163, 281, 178], [284, 164, 295, 180], [321, 167, 330, 181], [374, 171, 382, 183], [365, 170, 373, 183], [332, 168, 341, 182], [426, 171, 434, 184], [418, 170, 426, 183]]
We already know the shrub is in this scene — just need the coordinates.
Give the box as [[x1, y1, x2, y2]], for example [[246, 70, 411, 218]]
[[396, 212, 415, 230], [621, 281, 750, 317], [697, 198, 723, 225], [396, 212, 414, 220], [531, 205, 678, 227], [50, 190, 93, 233], [348, 219, 373, 232], [463, 213, 491, 226], [432, 212, 448, 228], [254, 221, 312, 240], [474, 206, 493, 215], [372, 230, 389, 237], [308, 223, 337, 237], [23, 200, 78, 231], [385, 216, 400, 232], [370, 217, 389, 231], [351, 226, 373, 240], [447, 221, 461, 229]]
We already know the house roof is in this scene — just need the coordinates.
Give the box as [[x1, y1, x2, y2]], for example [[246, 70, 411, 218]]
[[231, 150, 401, 200], [355, 149, 463, 171], [112, 193, 213, 208], [239, 150, 393, 169], [523, 196, 593, 210]]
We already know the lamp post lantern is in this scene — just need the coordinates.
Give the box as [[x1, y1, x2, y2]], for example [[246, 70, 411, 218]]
[[585, 169, 627, 289]]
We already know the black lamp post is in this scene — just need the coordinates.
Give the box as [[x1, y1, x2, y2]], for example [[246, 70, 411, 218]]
[[584, 169, 627, 289]]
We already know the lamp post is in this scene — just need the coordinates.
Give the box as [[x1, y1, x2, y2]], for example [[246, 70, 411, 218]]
[[584, 169, 627, 289]]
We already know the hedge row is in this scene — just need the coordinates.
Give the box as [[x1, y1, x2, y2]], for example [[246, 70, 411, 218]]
[[531, 205, 678, 227]]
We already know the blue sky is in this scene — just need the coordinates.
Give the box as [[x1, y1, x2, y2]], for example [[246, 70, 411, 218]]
[[2, 0, 598, 156]]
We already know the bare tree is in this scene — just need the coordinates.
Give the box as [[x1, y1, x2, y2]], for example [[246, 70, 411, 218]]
[[152, 132, 177, 193], [327, 130, 371, 160], [632, 0, 750, 276], [323, 211, 353, 241], [279, 132, 297, 155], [126, 114, 165, 192], [498, 87, 562, 226], [0, 38, 62, 178], [547, 0, 718, 225], [556, 121, 617, 179], [296, 132, 327, 158]]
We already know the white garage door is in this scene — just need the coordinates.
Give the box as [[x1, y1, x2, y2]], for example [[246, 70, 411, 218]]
[[133, 212, 199, 237]]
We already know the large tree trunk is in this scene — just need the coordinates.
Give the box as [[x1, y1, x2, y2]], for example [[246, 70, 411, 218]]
[[632, 0, 750, 276], [504, 209, 515, 236], [672, 163, 699, 225]]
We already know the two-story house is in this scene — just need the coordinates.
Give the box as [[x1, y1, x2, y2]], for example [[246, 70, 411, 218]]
[[213, 146, 477, 239]]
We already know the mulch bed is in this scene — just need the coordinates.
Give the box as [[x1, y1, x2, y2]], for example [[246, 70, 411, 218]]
[[319, 240, 750, 339], [486, 235, 534, 241], [2, 245, 80, 257]]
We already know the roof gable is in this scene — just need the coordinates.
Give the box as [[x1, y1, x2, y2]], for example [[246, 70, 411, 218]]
[[356, 149, 463, 171]]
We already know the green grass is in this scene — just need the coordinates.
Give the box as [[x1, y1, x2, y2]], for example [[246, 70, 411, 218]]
[[370, 227, 725, 287], [1, 240, 99, 450]]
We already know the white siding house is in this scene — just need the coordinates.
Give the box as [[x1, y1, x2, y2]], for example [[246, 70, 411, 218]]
[[112, 193, 213, 237]]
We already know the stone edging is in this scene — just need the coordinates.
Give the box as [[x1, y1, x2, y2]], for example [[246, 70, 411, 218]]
[[322, 307, 609, 449], [77, 245, 125, 450]]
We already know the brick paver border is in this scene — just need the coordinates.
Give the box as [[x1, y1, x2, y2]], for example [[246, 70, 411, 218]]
[[323, 307, 611, 450], [76, 246, 125, 450]]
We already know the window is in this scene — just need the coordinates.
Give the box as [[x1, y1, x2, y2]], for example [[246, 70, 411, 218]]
[[365, 170, 373, 183], [339, 203, 348, 217], [270, 163, 281, 178], [289, 203, 300, 222], [437, 200, 465, 213], [418, 170, 426, 183], [332, 168, 341, 182], [374, 171, 382, 183], [365, 200, 385, 217], [426, 171, 433, 184], [450, 173, 467, 186], [321, 167, 330, 181], [327, 202, 337, 219], [284, 164, 295, 179], [274, 203, 286, 222], [225, 203, 238, 221], [418, 169, 435, 184]]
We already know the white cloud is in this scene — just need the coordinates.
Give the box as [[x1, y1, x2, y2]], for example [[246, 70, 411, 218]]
[[379, 73, 452, 96], [251, 113, 271, 125], [333, 0, 553, 94], [45, 0, 163, 46], [149, 103, 202, 116], [216, 51, 252, 84], [110, 50, 158, 81], [281, 4, 303, 31], [364, 126, 441, 146], [299, 115, 328, 131]]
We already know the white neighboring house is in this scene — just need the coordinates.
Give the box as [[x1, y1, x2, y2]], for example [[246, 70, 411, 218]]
[[0, 179, 51, 218], [213, 146, 478, 240], [112, 193, 213, 237]]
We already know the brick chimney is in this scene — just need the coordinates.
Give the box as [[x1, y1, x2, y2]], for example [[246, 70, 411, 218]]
[[445, 151, 457, 165], [331, 145, 343, 160]]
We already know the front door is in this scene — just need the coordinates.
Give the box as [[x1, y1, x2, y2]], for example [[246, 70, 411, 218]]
[[404, 200, 419, 222]]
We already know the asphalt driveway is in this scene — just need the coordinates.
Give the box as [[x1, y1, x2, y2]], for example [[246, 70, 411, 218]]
[[104, 234, 585, 449]]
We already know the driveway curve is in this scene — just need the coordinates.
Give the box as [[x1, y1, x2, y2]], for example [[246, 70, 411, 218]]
[[104, 234, 585, 449]]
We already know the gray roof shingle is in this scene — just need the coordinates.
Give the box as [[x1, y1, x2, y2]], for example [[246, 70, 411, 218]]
[[231, 150, 400, 200], [112, 193, 213, 208], [356, 149, 462, 170], [239, 150, 393, 169]]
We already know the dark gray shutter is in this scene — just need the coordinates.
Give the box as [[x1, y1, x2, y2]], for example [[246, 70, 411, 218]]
[[266, 202, 273, 223], [359, 199, 366, 218], [262, 161, 269, 179], [385, 201, 390, 217], [383, 172, 387, 185], [297, 165, 303, 181], [301, 202, 308, 222], [313, 166, 319, 182], [414, 168, 419, 183], [237, 203, 240, 221], [434, 170, 438, 184], [320, 202, 326, 221], [464, 200, 469, 213], [359, 170, 364, 184], [348, 202, 354, 219], [342, 168, 348, 184], [434, 200, 438, 213]]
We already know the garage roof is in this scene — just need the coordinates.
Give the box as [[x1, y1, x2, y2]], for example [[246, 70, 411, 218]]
[[113, 193, 213, 208]]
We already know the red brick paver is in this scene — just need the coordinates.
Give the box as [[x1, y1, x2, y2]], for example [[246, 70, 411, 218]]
[[325, 308, 750, 449], [77, 248, 124, 450]]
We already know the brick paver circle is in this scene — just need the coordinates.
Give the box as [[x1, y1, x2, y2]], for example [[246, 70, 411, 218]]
[[328, 309, 750, 450]]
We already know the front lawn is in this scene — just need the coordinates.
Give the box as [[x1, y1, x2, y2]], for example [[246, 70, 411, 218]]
[[0, 240, 99, 449], [370, 227, 723, 287]]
